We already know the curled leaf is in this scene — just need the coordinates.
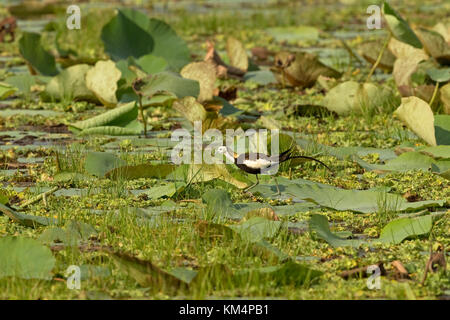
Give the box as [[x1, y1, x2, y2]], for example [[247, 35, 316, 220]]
[[432, 22, 450, 43], [70, 102, 142, 136], [322, 81, 394, 115], [388, 37, 428, 60], [382, 2, 422, 48], [416, 27, 450, 65], [43, 64, 97, 102], [273, 51, 341, 88], [71, 102, 138, 131], [172, 96, 207, 123], [226, 37, 248, 72], [86, 60, 122, 107], [441, 83, 450, 114], [394, 96, 437, 146], [358, 40, 396, 70], [181, 61, 216, 102]]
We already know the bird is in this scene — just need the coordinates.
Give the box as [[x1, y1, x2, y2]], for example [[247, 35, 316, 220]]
[[217, 145, 330, 194]]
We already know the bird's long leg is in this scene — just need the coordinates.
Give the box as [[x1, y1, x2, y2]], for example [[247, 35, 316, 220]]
[[244, 174, 259, 192], [272, 176, 281, 196]]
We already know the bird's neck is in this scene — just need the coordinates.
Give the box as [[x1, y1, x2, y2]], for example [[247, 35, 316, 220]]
[[224, 147, 237, 163]]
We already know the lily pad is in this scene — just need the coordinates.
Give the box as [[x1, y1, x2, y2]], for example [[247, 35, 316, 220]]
[[137, 72, 199, 99], [419, 145, 450, 159], [202, 189, 276, 221], [109, 252, 193, 289], [4, 74, 36, 97], [244, 70, 277, 85], [253, 179, 444, 213], [0, 202, 57, 228], [229, 217, 282, 243], [84, 152, 126, 178], [235, 260, 322, 287], [309, 214, 434, 247], [105, 163, 177, 180], [188, 164, 251, 189], [267, 26, 319, 42], [426, 68, 450, 83], [39, 221, 97, 246], [0, 237, 55, 280], [202, 189, 242, 220], [289, 183, 443, 214], [140, 16, 191, 71], [432, 162, 450, 180], [145, 183, 185, 200], [379, 215, 433, 244], [101, 9, 190, 70], [135, 54, 168, 74], [309, 214, 366, 247], [434, 115, 450, 145], [0, 83, 16, 99], [19, 32, 59, 76], [101, 9, 155, 61], [356, 151, 437, 172]]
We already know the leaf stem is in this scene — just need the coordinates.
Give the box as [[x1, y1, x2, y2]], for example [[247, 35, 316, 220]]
[[138, 95, 147, 137], [365, 33, 391, 83], [429, 82, 440, 109], [19, 186, 59, 209]]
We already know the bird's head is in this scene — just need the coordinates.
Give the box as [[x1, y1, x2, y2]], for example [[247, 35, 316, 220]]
[[217, 146, 237, 162], [217, 146, 228, 154]]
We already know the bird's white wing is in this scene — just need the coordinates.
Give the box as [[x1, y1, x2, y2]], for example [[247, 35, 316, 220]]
[[243, 158, 272, 169]]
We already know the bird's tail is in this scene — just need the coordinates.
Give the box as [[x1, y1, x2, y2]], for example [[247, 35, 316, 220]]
[[280, 155, 331, 171], [278, 146, 295, 163], [274, 146, 330, 171]]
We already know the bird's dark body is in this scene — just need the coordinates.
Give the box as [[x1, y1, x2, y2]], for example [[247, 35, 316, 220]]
[[235, 161, 262, 174], [235, 152, 270, 174]]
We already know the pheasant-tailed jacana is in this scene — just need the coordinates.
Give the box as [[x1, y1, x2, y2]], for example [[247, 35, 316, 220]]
[[217, 145, 330, 194]]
